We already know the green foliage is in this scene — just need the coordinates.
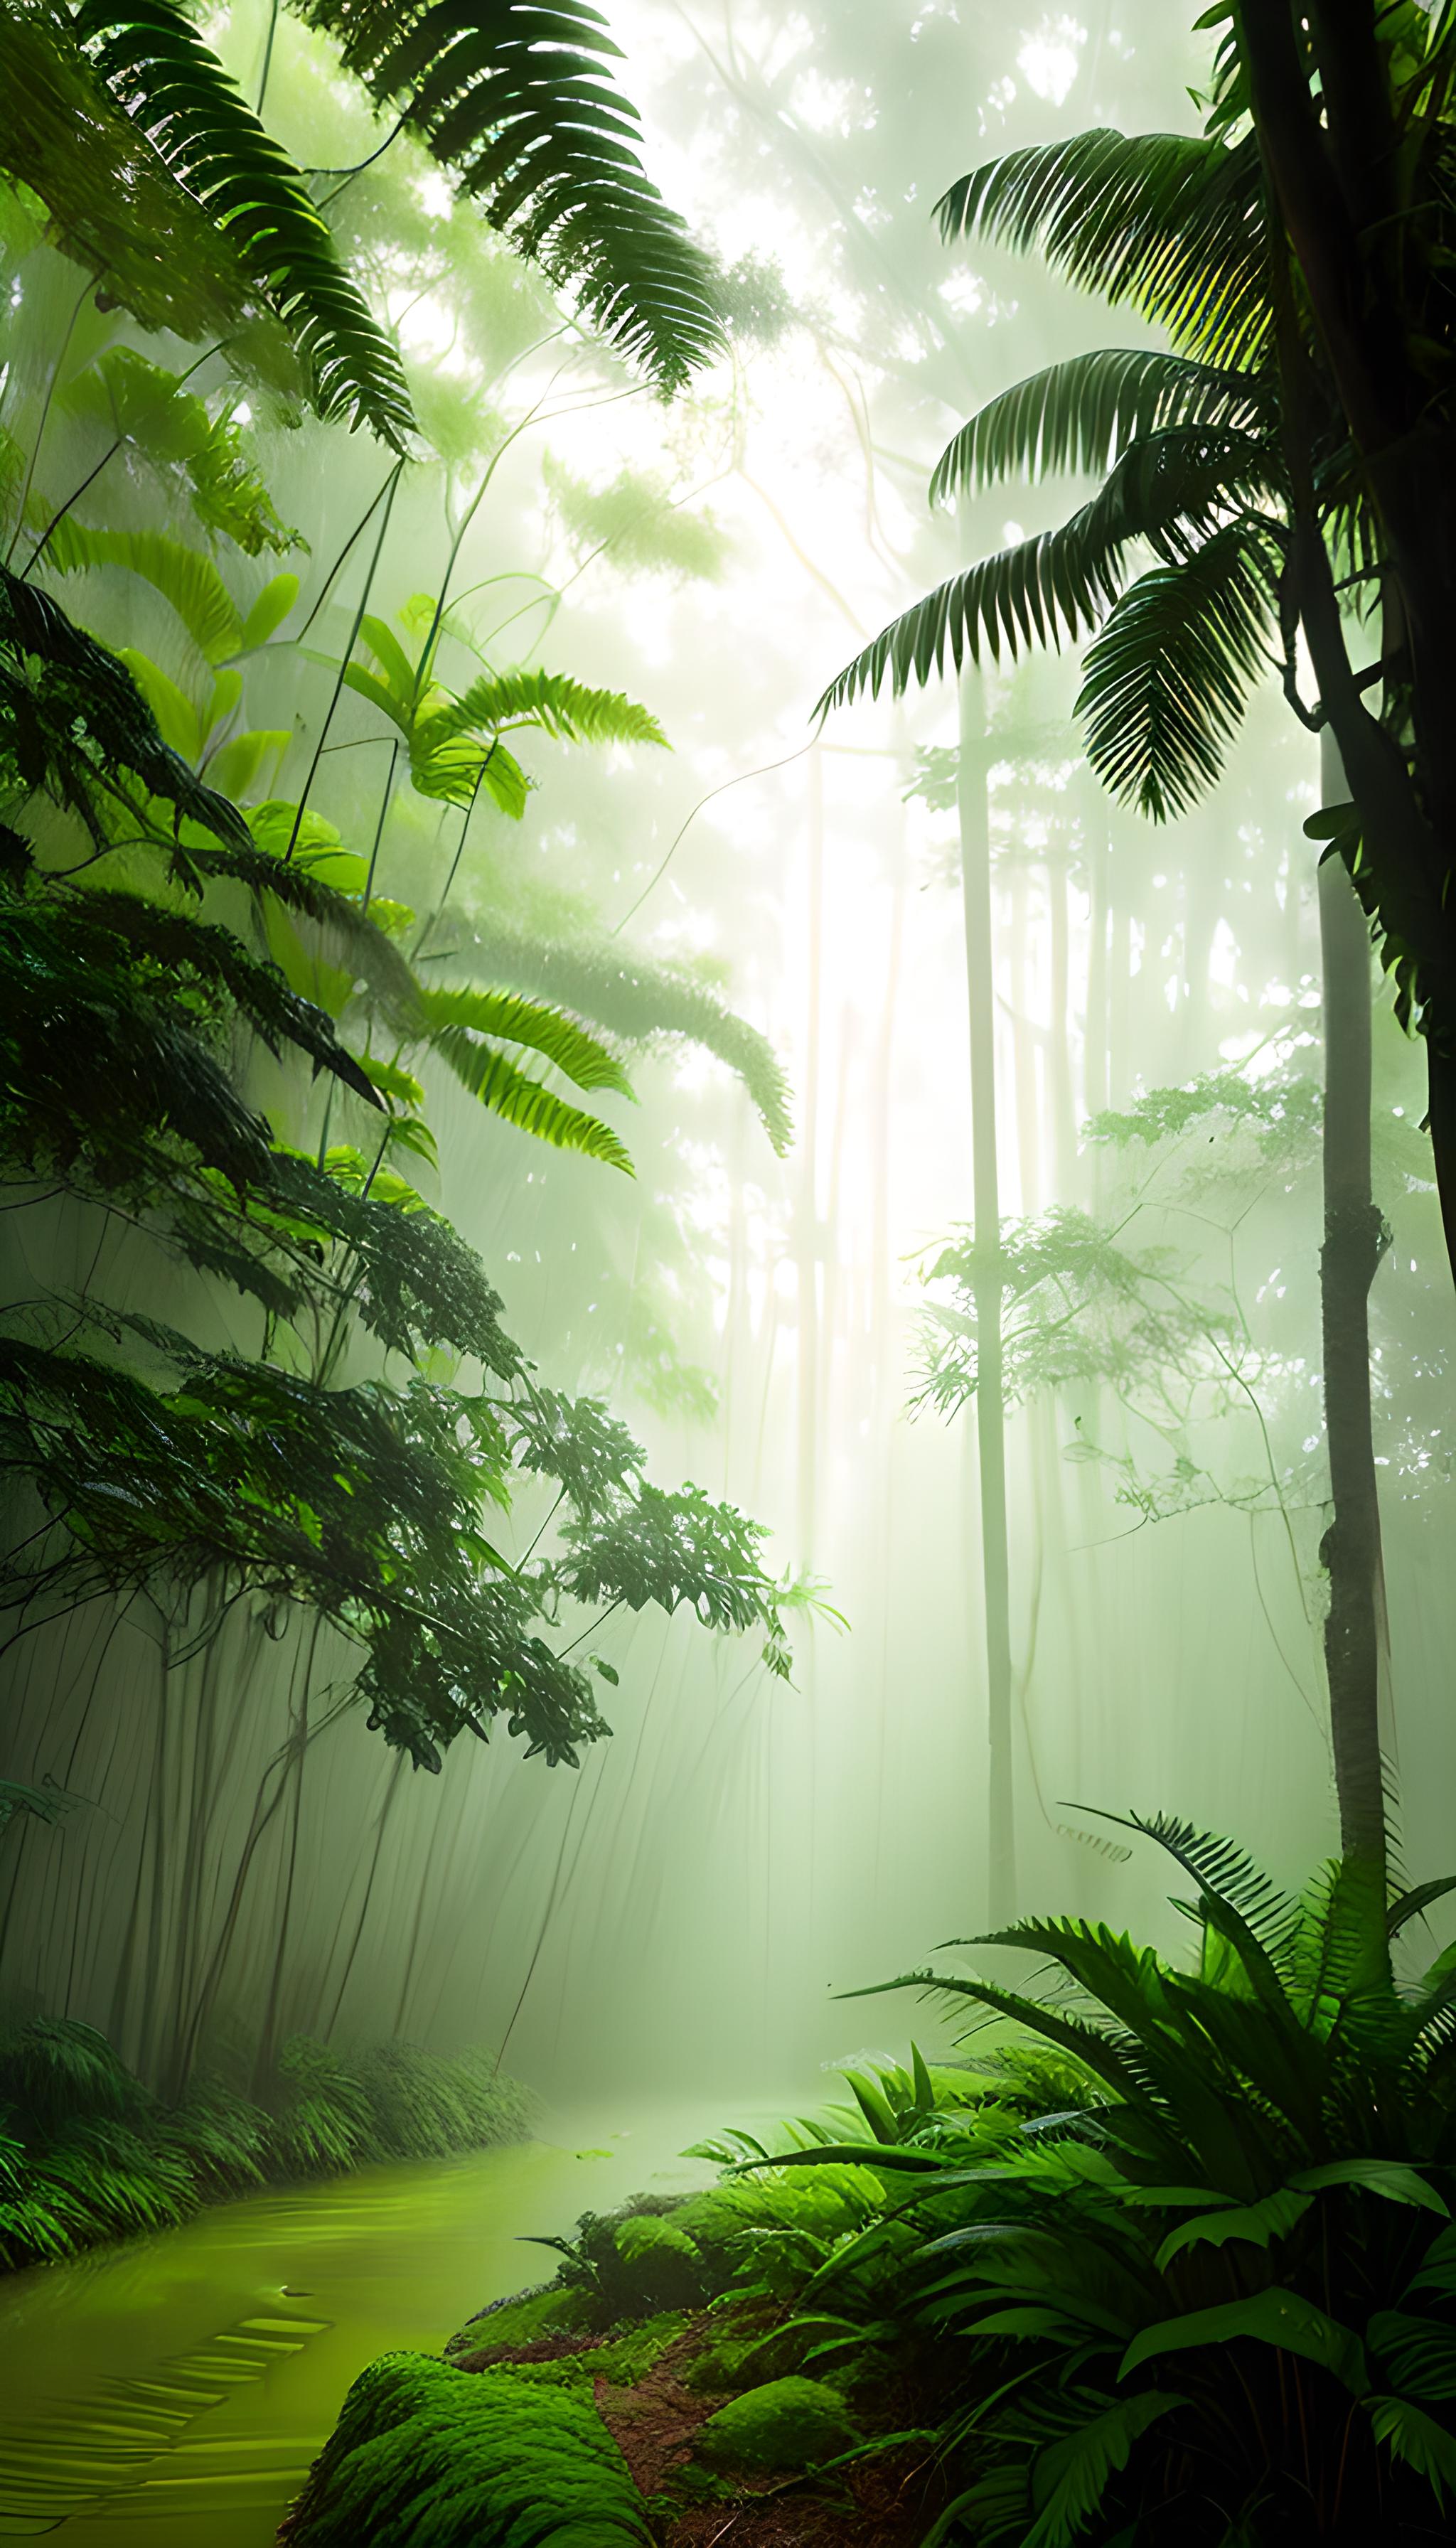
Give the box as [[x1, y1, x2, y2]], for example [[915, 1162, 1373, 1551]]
[[543, 455, 732, 582], [277, 2350, 651, 2547], [294, 0, 725, 395], [55, 349, 299, 558], [694, 2374, 858, 2471], [0, 2018, 532, 2272], [722, 1820, 1456, 2544]]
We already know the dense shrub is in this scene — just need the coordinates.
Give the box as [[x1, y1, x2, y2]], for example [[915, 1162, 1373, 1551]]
[[0, 2017, 532, 2270]]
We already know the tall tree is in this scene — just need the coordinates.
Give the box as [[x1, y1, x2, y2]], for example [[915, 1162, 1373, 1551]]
[[820, 3, 1456, 1300]]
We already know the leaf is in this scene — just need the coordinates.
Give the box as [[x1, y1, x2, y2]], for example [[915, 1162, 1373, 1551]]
[[1154, 2187, 1312, 2272], [429, 1032, 635, 1174], [929, 346, 1262, 509], [1367, 2395, 1456, 2503], [1368, 2312, 1456, 2403], [1075, 523, 1275, 822], [936, 126, 1269, 369], [74, 0, 415, 449], [205, 729, 291, 801], [1387, 1873, 1456, 1939], [1118, 2289, 1369, 2395], [117, 648, 204, 763], [1023, 2392, 1186, 2548], [1288, 2160, 1448, 2215], [417, 985, 633, 1097], [424, 668, 670, 751], [295, 0, 725, 393], [41, 520, 243, 663], [818, 427, 1271, 712], [240, 574, 301, 651]]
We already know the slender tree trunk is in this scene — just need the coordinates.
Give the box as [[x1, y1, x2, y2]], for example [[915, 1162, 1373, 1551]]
[[958, 674, 1015, 1922], [1317, 729, 1388, 1880]]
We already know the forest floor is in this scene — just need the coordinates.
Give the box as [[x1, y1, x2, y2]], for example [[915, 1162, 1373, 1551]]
[[453, 2310, 951, 2547]]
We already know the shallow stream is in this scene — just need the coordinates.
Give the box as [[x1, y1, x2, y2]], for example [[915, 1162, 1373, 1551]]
[[0, 2104, 726, 2545]]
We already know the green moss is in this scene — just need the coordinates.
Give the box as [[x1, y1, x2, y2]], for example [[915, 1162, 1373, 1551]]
[[445, 2284, 594, 2357], [614, 2215, 699, 2264], [278, 2352, 650, 2546], [500, 2313, 687, 2392], [695, 2376, 860, 2472]]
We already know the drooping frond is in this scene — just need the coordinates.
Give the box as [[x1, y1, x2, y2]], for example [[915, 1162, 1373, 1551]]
[[427, 1027, 635, 1172], [41, 520, 243, 665], [73, 0, 416, 448], [1106, 1812, 1304, 1975], [464, 922, 794, 1153], [0, 9, 249, 341], [936, 127, 1269, 369], [427, 668, 669, 750], [414, 984, 634, 1095], [929, 348, 1265, 510], [818, 427, 1272, 712], [1076, 523, 1276, 820], [294, 0, 725, 393]]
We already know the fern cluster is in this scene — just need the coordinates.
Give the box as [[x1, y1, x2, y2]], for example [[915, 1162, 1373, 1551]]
[[0, 2017, 532, 2274]]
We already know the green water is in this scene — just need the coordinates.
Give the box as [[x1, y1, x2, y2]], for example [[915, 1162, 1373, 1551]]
[[0, 2107, 721, 2545]]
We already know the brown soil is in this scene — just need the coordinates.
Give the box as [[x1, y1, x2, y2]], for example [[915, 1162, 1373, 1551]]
[[456, 2313, 949, 2547]]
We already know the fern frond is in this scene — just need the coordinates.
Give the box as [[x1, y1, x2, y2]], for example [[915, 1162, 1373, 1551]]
[[429, 1028, 634, 1170], [937, 127, 1269, 368], [425, 668, 669, 749], [1075, 523, 1275, 820], [74, 0, 415, 447], [415, 983, 634, 1094], [295, 0, 724, 392], [929, 348, 1264, 510]]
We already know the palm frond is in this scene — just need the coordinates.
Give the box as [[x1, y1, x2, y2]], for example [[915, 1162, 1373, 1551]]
[[414, 983, 634, 1094], [936, 127, 1269, 369], [74, 0, 415, 447], [929, 348, 1264, 509], [818, 427, 1271, 713], [461, 924, 793, 1152], [1075, 522, 1275, 820], [295, 0, 724, 392]]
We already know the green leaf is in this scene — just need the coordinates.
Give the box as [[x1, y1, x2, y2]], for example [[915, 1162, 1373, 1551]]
[[74, 0, 415, 449], [1023, 2392, 1186, 2548], [429, 1033, 635, 1174], [240, 574, 301, 652], [1075, 523, 1275, 822], [417, 987, 634, 1097], [1367, 2395, 1456, 2503], [1154, 2187, 1312, 2272], [204, 729, 290, 801], [295, 0, 725, 393], [116, 648, 205, 763], [936, 126, 1268, 369], [1289, 2160, 1448, 2215], [1119, 2289, 1369, 2395], [1368, 2312, 1456, 2403], [929, 346, 1261, 508], [43, 521, 243, 664], [424, 668, 670, 751]]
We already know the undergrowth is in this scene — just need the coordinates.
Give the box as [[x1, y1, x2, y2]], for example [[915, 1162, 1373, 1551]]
[[0, 2017, 532, 2271]]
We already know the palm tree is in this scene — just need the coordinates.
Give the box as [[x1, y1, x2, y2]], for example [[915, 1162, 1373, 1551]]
[[818, 8, 1456, 1297], [814, 16, 1456, 1869]]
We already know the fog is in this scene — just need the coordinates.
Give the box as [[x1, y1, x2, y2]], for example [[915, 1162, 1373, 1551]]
[[4, 0, 1454, 2128]]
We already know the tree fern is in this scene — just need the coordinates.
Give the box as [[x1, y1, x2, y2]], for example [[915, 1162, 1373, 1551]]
[[294, 0, 724, 393], [73, 0, 415, 447]]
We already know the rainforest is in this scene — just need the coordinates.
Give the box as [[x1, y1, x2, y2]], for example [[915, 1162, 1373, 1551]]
[[3, 1, 1456, 2542]]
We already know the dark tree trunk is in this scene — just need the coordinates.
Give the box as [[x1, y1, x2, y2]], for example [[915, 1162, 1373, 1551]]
[[958, 674, 1015, 1922], [1317, 732, 1388, 1880]]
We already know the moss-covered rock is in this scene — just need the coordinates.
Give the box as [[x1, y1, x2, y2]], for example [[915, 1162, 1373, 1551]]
[[275, 2351, 650, 2546], [694, 2375, 859, 2472], [445, 2282, 594, 2357]]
